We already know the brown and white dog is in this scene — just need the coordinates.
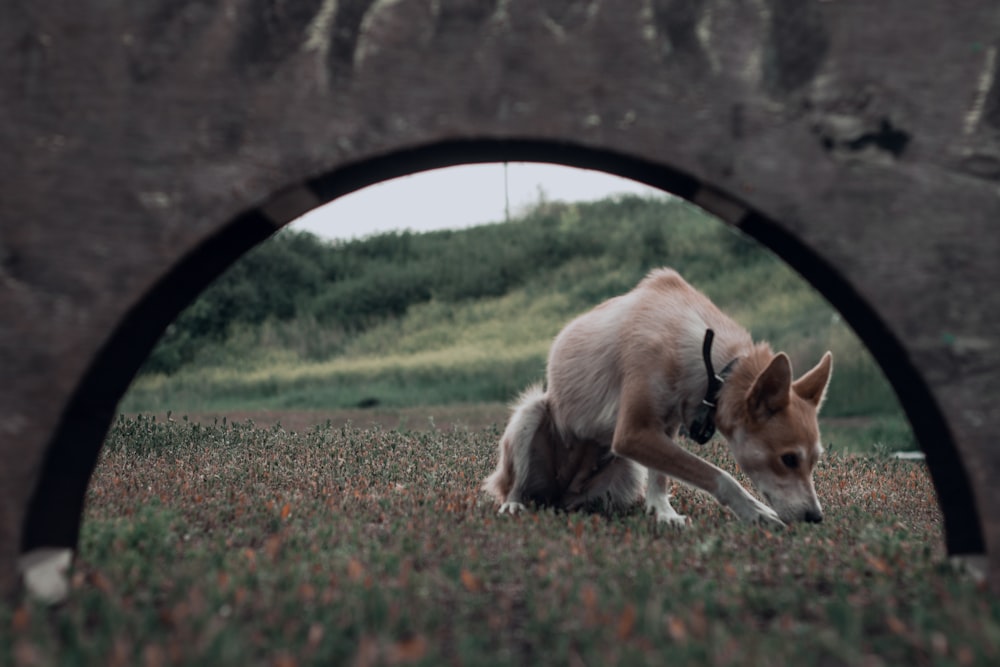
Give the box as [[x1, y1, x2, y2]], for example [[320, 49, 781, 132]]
[[483, 268, 833, 527]]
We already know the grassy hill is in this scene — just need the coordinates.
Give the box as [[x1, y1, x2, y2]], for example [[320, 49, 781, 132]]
[[122, 195, 908, 447]]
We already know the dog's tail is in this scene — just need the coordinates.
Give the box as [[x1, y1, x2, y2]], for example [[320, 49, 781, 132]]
[[482, 383, 549, 504]]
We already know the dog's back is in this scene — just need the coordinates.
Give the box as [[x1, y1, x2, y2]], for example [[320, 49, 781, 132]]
[[546, 268, 751, 444]]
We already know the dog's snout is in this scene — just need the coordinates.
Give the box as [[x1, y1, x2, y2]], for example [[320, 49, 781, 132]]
[[804, 509, 823, 524]]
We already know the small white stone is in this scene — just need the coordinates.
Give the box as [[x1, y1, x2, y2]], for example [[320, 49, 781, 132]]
[[949, 554, 987, 583], [18, 548, 74, 605]]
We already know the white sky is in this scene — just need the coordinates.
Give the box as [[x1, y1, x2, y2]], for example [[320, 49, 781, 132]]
[[290, 162, 663, 240]]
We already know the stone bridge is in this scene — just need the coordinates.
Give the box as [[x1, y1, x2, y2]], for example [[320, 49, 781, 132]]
[[1, 0, 998, 598]]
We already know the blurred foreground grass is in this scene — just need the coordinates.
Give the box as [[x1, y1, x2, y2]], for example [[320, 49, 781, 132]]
[[2, 415, 996, 666]]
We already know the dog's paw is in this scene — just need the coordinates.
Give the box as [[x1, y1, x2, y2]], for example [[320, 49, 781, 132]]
[[656, 511, 689, 528], [750, 504, 786, 529], [645, 502, 689, 527], [719, 480, 786, 528], [498, 501, 527, 516]]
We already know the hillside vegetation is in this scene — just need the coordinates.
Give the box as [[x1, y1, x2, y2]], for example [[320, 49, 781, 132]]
[[125, 195, 905, 437]]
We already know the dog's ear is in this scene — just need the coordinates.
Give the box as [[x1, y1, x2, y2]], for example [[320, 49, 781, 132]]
[[747, 353, 792, 419], [792, 351, 833, 409]]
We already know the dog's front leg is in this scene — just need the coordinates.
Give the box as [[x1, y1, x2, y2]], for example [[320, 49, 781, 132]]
[[613, 401, 783, 527], [620, 432, 782, 526], [645, 471, 688, 526]]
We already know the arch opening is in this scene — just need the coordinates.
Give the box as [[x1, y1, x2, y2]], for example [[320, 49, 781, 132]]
[[21, 139, 983, 578]]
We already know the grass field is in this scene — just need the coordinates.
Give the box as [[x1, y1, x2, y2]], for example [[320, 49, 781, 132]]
[[3, 414, 997, 666]]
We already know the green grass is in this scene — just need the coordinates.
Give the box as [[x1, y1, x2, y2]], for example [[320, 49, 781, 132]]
[[823, 414, 919, 455], [2, 416, 995, 666]]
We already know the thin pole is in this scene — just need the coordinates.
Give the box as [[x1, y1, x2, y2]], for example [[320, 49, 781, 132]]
[[504, 162, 511, 223]]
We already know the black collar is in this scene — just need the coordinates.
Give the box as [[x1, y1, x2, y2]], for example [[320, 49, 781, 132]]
[[687, 329, 738, 444]]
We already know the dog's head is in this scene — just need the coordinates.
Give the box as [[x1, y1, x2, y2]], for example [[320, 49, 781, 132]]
[[726, 351, 833, 524]]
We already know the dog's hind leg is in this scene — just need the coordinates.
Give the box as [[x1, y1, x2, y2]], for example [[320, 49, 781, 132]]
[[501, 418, 561, 515], [484, 385, 560, 515], [645, 471, 688, 527]]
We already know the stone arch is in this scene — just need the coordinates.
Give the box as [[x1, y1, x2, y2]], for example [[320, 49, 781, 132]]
[[2, 1, 998, 596]]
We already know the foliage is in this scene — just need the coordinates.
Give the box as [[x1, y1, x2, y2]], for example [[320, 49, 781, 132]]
[[2, 416, 994, 666], [142, 195, 757, 372], [145, 231, 331, 374]]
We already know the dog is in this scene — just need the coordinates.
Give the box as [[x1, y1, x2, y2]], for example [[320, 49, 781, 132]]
[[483, 268, 833, 527]]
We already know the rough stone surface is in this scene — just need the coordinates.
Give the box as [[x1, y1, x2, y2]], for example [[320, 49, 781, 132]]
[[1, 1, 999, 596]]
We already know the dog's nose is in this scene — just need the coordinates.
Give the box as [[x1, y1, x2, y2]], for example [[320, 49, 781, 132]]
[[804, 510, 823, 524]]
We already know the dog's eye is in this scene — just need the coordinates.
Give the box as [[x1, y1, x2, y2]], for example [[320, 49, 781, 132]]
[[780, 453, 799, 469]]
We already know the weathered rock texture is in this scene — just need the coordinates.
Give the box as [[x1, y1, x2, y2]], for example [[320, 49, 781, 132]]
[[1, 1, 998, 595]]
